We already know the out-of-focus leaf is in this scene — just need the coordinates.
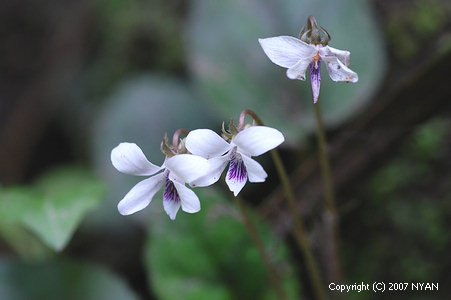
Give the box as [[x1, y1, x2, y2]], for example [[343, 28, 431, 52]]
[[0, 259, 138, 300], [145, 189, 299, 300], [0, 224, 52, 261], [22, 167, 105, 251], [0, 166, 105, 252], [0, 187, 35, 222], [186, 0, 386, 143]]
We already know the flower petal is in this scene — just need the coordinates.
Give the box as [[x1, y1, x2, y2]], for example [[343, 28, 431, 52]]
[[319, 46, 350, 66], [258, 36, 316, 68], [163, 196, 181, 220], [225, 152, 247, 196], [185, 129, 232, 158], [286, 57, 312, 80], [309, 62, 321, 104], [322, 56, 358, 83], [165, 154, 210, 183], [241, 155, 267, 183], [174, 181, 201, 214], [117, 173, 165, 215], [190, 155, 229, 187], [225, 168, 247, 197], [233, 126, 285, 157], [111, 143, 162, 176]]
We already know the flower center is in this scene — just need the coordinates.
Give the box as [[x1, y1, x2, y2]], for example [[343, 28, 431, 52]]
[[228, 148, 247, 182], [313, 52, 320, 69], [163, 176, 180, 203]]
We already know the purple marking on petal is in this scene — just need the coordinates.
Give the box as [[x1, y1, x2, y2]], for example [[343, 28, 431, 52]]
[[309, 60, 321, 103], [227, 149, 247, 182], [163, 176, 180, 203]]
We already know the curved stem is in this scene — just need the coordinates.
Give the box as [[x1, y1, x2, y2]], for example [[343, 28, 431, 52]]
[[172, 128, 189, 148], [233, 196, 287, 300], [313, 101, 343, 282], [239, 109, 262, 130], [240, 109, 327, 300]]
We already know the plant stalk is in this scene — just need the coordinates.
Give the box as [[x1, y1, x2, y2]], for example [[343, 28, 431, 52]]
[[313, 101, 343, 282], [233, 196, 287, 300], [239, 109, 327, 300]]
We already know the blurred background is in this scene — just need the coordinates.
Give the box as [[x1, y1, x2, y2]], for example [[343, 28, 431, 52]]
[[1, 0, 451, 299]]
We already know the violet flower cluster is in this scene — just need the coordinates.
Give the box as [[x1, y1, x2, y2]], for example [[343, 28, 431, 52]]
[[111, 123, 284, 220]]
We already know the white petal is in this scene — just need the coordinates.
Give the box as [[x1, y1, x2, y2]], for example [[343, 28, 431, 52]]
[[117, 173, 165, 215], [165, 154, 210, 183], [185, 129, 232, 158], [163, 197, 181, 220], [319, 46, 350, 66], [258, 36, 316, 68], [225, 164, 247, 197], [111, 143, 162, 176], [190, 155, 229, 187], [286, 57, 312, 80], [174, 181, 201, 214], [233, 126, 285, 157], [241, 155, 267, 183], [322, 56, 358, 83]]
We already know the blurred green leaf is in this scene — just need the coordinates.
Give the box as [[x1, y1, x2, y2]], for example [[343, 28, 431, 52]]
[[410, 118, 448, 160], [0, 224, 52, 261], [145, 189, 299, 300], [0, 187, 36, 222], [0, 259, 138, 300], [23, 167, 105, 251], [0, 166, 105, 252], [186, 0, 386, 143]]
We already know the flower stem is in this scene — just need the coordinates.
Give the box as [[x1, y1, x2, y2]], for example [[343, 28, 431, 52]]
[[239, 109, 327, 300], [270, 150, 327, 300], [172, 128, 189, 148], [233, 196, 287, 300], [313, 101, 343, 282]]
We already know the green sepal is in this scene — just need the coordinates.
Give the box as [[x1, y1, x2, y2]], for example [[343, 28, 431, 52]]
[[160, 134, 175, 157]]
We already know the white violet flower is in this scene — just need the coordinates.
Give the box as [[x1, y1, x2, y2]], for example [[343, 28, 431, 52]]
[[111, 142, 210, 220], [185, 126, 284, 196], [258, 16, 358, 103]]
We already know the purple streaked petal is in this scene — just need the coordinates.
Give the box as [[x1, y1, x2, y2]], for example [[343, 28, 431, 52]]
[[228, 150, 247, 182], [163, 176, 181, 204], [225, 149, 247, 196], [309, 61, 321, 104], [163, 177, 181, 220]]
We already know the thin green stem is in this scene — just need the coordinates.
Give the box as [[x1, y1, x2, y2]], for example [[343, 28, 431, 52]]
[[233, 196, 287, 300], [239, 109, 327, 300], [313, 103, 336, 213], [270, 150, 327, 300], [313, 101, 343, 282]]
